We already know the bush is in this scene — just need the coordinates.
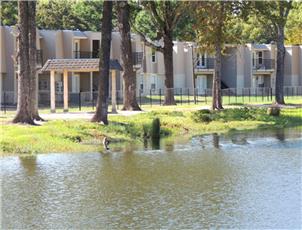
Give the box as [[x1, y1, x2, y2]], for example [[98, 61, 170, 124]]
[[267, 107, 280, 116], [191, 110, 213, 122], [151, 118, 161, 139], [191, 108, 268, 123]]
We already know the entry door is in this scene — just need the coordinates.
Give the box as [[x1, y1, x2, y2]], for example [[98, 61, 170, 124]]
[[92, 40, 100, 58], [72, 74, 80, 93], [74, 40, 80, 58], [196, 75, 207, 91]]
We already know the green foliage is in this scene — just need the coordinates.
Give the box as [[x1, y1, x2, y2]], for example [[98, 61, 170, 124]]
[[151, 118, 161, 139], [193, 1, 245, 54], [192, 108, 267, 123], [37, 0, 103, 31], [132, 1, 189, 43], [0, 1, 18, 26], [285, 2, 302, 44]]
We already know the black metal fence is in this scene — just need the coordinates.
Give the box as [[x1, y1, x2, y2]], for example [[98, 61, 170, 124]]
[[1, 86, 302, 113]]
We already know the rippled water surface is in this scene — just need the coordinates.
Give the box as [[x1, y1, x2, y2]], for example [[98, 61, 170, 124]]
[[1, 128, 302, 229]]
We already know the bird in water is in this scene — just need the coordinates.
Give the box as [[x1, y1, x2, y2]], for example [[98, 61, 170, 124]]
[[103, 137, 110, 150]]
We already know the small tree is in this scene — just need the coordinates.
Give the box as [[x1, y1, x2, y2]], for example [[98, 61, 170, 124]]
[[117, 0, 141, 111], [133, 1, 187, 105], [193, 1, 241, 110], [253, 1, 293, 104], [91, 1, 113, 124]]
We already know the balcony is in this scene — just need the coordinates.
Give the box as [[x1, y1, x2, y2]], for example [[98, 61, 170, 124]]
[[194, 57, 215, 73], [252, 58, 275, 71], [74, 51, 144, 66], [74, 51, 99, 58]]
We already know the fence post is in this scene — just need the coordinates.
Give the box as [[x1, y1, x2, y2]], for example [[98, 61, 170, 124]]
[[256, 88, 258, 102], [249, 88, 251, 102], [242, 88, 244, 104], [139, 89, 142, 107], [196, 88, 199, 104], [228, 88, 231, 104], [3, 91, 6, 114], [266, 87, 269, 101], [262, 88, 264, 101], [92, 92, 94, 110], [159, 89, 162, 106], [180, 88, 183, 105], [204, 89, 207, 104], [79, 91, 81, 111], [150, 89, 152, 107], [286, 87, 289, 98], [270, 88, 273, 101], [117, 90, 119, 110], [235, 88, 237, 103], [187, 88, 190, 105]]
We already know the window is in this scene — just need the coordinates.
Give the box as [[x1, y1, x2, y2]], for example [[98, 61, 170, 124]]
[[140, 83, 144, 90], [151, 83, 156, 90], [151, 49, 156, 63], [258, 51, 263, 65], [197, 53, 206, 68], [39, 79, 48, 90]]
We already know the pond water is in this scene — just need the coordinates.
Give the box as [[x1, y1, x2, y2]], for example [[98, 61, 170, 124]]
[[1, 128, 302, 229]]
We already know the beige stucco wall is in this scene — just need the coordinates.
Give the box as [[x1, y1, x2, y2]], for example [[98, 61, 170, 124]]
[[0, 26, 7, 74], [290, 46, 300, 86], [2, 26, 15, 92]]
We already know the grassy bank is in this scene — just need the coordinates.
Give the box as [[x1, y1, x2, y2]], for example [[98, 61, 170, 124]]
[[1, 108, 301, 155]]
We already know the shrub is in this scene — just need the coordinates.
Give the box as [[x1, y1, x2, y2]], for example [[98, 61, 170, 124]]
[[267, 107, 280, 116], [191, 110, 213, 122], [151, 118, 161, 139]]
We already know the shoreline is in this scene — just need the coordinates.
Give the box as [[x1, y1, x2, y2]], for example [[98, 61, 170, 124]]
[[1, 107, 301, 156]]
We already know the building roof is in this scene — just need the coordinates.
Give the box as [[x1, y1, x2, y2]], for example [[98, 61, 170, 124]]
[[40, 59, 122, 72], [73, 30, 88, 39], [252, 44, 269, 50]]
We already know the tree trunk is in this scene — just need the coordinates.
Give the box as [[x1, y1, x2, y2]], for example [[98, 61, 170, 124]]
[[117, 1, 141, 111], [28, 1, 43, 121], [275, 24, 286, 104], [212, 41, 223, 110], [163, 34, 176, 105], [91, 1, 113, 124], [12, 1, 34, 124]]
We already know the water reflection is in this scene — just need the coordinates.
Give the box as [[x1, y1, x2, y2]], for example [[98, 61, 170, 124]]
[[1, 128, 301, 229], [19, 155, 37, 176]]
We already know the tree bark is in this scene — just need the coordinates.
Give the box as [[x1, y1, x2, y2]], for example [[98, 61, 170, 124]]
[[275, 24, 286, 104], [117, 1, 141, 111], [91, 0, 113, 124], [212, 41, 223, 110], [163, 34, 176, 105], [12, 1, 34, 124], [28, 1, 43, 121]]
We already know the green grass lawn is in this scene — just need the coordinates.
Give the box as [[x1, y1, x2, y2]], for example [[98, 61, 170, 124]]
[[1, 107, 301, 155]]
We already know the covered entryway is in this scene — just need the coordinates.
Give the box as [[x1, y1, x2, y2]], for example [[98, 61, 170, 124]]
[[40, 59, 122, 113]]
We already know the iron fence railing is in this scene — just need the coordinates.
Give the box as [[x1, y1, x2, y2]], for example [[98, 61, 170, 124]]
[[74, 51, 99, 59], [1, 86, 301, 112], [252, 58, 275, 70], [194, 57, 215, 69]]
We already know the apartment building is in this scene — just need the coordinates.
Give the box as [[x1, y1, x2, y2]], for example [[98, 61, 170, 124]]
[[1, 26, 301, 106]]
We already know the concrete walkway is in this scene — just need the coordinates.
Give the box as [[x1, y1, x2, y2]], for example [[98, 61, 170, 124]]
[[40, 110, 145, 120]]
